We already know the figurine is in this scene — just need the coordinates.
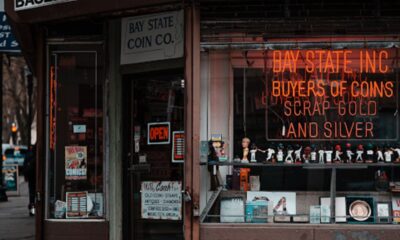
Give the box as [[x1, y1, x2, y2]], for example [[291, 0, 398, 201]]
[[285, 145, 294, 164], [303, 146, 312, 164], [391, 147, 400, 163], [318, 148, 325, 163], [345, 143, 354, 163], [365, 143, 374, 163], [355, 144, 364, 163], [266, 148, 276, 162], [376, 146, 384, 162], [277, 145, 284, 163], [310, 145, 317, 163], [384, 148, 393, 163], [241, 137, 251, 163], [294, 146, 302, 163], [250, 144, 257, 163], [325, 150, 333, 163], [333, 144, 342, 162]]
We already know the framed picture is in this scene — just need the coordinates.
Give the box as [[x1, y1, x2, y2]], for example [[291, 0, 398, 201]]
[[376, 202, 391, 223]]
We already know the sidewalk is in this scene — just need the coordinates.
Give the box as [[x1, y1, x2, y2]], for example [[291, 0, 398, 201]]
[[0, 179, 35, 240]]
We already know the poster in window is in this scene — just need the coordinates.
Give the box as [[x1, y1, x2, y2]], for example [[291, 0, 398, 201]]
[[65, 146, 87, 180], [66, 191, 91, 219], [172, 131, 184, 163], [141, 181, 182, 220], [392, 197, 400, 223]]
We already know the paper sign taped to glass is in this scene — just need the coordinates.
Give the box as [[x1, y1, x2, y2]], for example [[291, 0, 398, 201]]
[[141, 181, 182, 220], [65, 146, 87, 180]]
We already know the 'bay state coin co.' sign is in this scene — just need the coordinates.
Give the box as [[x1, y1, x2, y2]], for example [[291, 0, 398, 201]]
[[15, 0, 76, 11], [121, 10, 184, 65]]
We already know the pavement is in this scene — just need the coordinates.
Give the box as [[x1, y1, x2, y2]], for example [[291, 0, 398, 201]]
[[0, 179, 35, 240]]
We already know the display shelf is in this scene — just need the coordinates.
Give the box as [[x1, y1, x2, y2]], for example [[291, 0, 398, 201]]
[[200, 161, 400, 169]]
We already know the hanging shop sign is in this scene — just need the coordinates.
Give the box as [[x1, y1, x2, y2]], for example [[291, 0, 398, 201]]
[[14, 0, 76, 11], [65, 146, 87, 180], [148, 122, 170, 145], [2, 164, 18, 192], [0, 13, 19, 52], [120, 10, 184, 65], [172, 131, 184, 163], [265, 49, 397, 141], [141, 181, 182, 220]]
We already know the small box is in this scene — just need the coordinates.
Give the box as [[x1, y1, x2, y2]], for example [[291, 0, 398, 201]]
[[292, 215, 309, 223], [274, 215, 291, 223], [310, 205, 321, 224], [246, 200, 268, 223]]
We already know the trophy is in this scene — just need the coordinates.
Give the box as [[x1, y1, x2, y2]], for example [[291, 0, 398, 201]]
[[376, 146, 384, 162], [355, 144, 364, 163], [294, 145, 302, 164], [333, 144, 342, 163], [365, 143, 374, 163], [303, 146, 312, 164], [345, 143, 354, 163], [241, 137, 251, 163], [285, 145, 294, 164]]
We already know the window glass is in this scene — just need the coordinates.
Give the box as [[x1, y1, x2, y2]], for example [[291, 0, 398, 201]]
[[47, 49, 104, 219], [201, 45, 400, 224]]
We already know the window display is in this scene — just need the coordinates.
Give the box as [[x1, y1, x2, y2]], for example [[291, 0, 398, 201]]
[[200, 39, 400, 226], [46, 47, 105, 219]]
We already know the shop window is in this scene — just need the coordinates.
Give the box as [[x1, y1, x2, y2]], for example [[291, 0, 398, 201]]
[[201, 42, 400, 225], [46, 47, 104, 220]]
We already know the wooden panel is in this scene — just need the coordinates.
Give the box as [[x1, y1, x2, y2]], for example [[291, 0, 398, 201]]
[[201, 224, 400, 240], [200, 224, 314, 240], [44, 221, 109, 240], [315, 226, 400, 240]]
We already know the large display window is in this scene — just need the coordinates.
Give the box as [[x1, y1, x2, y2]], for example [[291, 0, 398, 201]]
[[200, 39, 400, 225], [46, 45, 105, 220]]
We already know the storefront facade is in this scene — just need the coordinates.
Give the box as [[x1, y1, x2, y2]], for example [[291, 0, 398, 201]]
[[5, 1, 400, 240]]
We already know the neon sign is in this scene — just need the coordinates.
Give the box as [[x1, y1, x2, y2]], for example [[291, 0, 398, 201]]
[[266, 49, 397, 140]]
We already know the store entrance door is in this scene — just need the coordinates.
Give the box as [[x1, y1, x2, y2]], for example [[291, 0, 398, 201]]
[[123, 71, 185, 240]]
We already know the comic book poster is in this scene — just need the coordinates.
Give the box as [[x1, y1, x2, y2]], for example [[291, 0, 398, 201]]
[[65, 146, 87, 180]]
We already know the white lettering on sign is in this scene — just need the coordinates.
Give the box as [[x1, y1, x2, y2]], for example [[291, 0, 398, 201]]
[[121, 10, 184, 65], [14, 0, 76, 11], [141, 181, 182, 220]]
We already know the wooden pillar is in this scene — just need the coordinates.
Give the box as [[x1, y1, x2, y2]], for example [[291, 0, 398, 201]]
[[184, 4, 201, 240], [34, 26, 45, 240]]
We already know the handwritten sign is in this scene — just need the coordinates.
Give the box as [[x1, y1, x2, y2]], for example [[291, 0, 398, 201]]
[[147, 122, 170, 145], [0, 13, 19, 52], [121, 10, 184, 65], [141, 181, 182, 220], [266, 49, 397, 141]]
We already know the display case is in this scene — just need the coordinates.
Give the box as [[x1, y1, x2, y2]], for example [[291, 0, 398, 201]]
[[199, 38, 400, 233]]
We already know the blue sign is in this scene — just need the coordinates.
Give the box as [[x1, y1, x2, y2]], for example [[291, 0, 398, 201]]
[[0, 13, 20, 52]]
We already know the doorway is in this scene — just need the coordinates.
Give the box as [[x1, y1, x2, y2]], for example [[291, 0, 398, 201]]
[[123, 70, 185, 240]]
